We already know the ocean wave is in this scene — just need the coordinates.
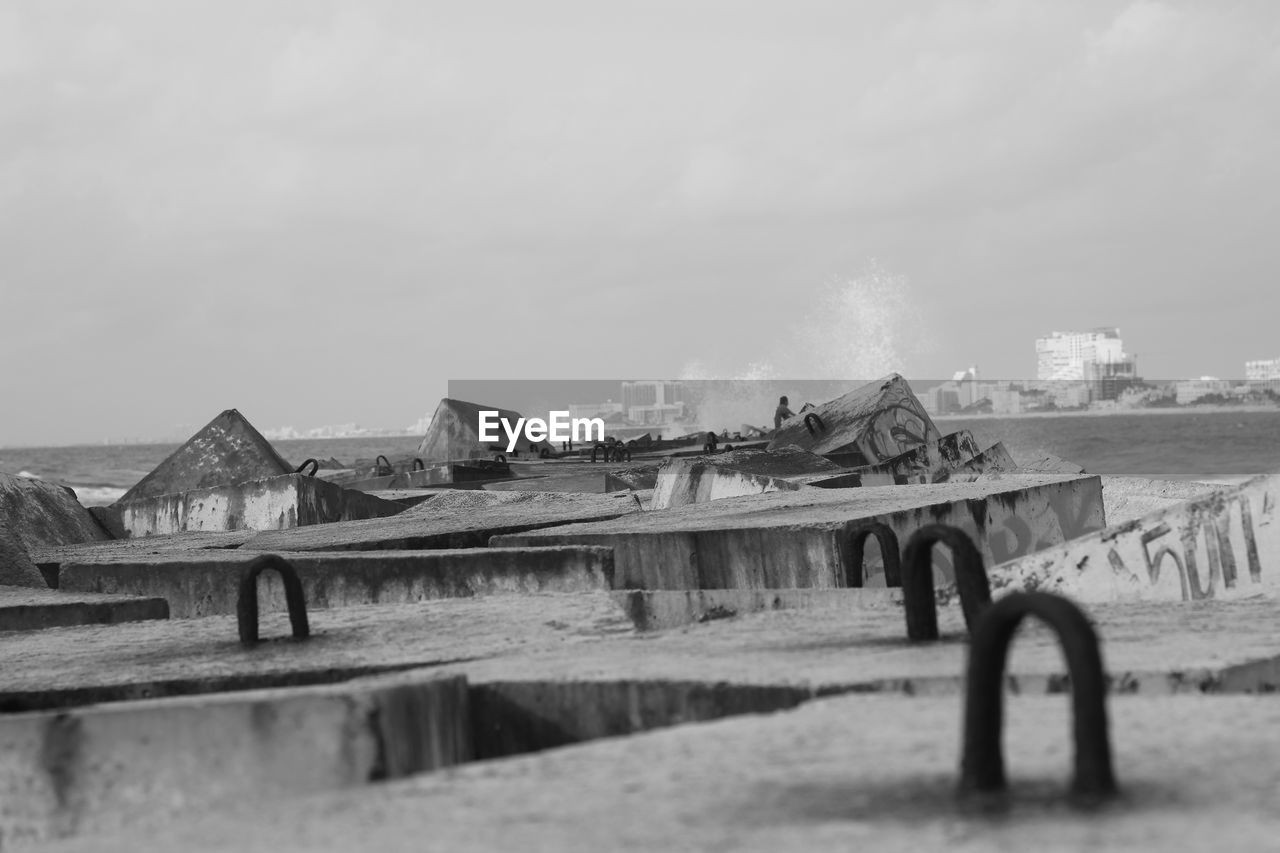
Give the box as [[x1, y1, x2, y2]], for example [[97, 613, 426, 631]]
[[70, 486, 128, 507]]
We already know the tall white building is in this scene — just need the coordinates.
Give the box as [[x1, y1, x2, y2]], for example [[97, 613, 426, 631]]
[[1035, 328, 1129, 381], [1246, 358, 1280, 381]]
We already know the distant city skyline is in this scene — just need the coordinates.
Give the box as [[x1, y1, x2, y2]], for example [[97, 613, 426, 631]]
[[3, 2, 1279, 447]]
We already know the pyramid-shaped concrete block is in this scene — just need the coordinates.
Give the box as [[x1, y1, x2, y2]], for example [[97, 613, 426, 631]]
[[416, 398, 557, 463], [117, 409, 292, 504], [767, 374, 941, 465], [0, 520, 48, 588]]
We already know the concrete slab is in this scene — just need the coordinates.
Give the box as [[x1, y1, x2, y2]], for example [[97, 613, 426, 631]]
[[604, 466, 660, 493], [117, 408, 291, 504], [60, 692, 1280, 853], [0, 587, 168, 631], [495, 476, 1106, 589], [58, 546, 614, 617], [106, 473, 406, 538], [28, 530, 256, 584], [1099, 476, 1219, 525], [0, 473, 111, 552], [988, 471, 1279, 602], [614, 587, 904, 631], [650, 446, 845, 510], [0, 670, 468, 845], [767, 374, 941, 464], [342, 460, 514, 492], [0, 519, 48, 587], [241, 491, 640, 553]]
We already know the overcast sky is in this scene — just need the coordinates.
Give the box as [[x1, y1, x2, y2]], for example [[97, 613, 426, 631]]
[[2, 1, 1278, 446]]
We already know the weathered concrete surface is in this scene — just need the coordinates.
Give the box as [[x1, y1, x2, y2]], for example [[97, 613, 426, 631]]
[[342, 460, 514, 492], [0, 670, 468, 845], [364, 489, 442, 508], [416, 398, 557, 462], [0, 473, 111, 552], [604, 466, 660, 493], [0, 595, 633, 711], [496, 476, 1106, 589], [0, 587, 167, 631], [28, 530, 256, 582], [0, 519, 49, 587], [107, 473, 405, 538], [241, 491, 639, 553], [1100, 476, 1219, 525], [767, 374, 941, 465], [60, 692, 1280, 853], [117, 409, 291, 504], [987, 471, 1280, 602], [650, 446, 845, 510], [952, 441, 1018, 478], [612, 587, 903, 631], [850, 430, 983, 486], [59, 546, 614, 618]]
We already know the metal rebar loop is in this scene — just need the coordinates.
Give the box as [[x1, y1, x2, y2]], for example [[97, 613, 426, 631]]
[[237, 554, 310, 646], [900, 524, 992, 641], [294, 458, 319, 477], [412, 458, 426, 471], [959, 591, 1117, 804], [374, 454, 394, 476], [846, 522, 901, 588], [803, 413, 826, 435]]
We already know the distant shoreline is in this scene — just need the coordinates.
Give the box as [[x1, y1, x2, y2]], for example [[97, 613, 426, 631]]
[[935, 404, 1280, 421]]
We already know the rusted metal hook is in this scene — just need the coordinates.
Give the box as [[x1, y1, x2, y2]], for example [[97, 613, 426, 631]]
[[294, 458, 319, 477], [845, 522, 901, 588], [374, 454, 393, 476], [237, 554, 310, 646], [959, 591, 1117, 805], [803, 413, 826, 435], [900, 524, 991, 641], [412, 458, 425, 471]]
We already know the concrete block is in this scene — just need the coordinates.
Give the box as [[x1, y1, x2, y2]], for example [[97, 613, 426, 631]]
[[59, 546, 614, 618], [0, 519, 48, 587], [417, 398, 557, 462], [342, 460, 514, 493], [1099, 476, 1219, 525], [495, 475, 1106, 589], [988, 471, 1280, 603], [242, 490, 640, 553], [613, 587, 903, 631], [0, 670, 468, 844], [75, 692, 1280, 852], [117, 409, 291, 504], [650, 446, 845, 510], [28, 530, 257, 582], [0, 473, 111, 553], [767, 374, 941, 465], [849, 430, 982, 486], [107, 474, 406, 538], [0, 587, 167, 631], [604, 466, 660, 493]]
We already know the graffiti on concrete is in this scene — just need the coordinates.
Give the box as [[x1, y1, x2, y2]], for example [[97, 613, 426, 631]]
[[1110, 493, 1264, 601], [865, 404, 931, 463]]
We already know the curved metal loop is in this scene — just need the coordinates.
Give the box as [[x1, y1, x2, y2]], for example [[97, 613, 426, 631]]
[[900, 524, 992, 641], [960, 591, 1117, 804], [494, 453, 507, 464], [540, 447, 552, 459], [591, 443, 606, 463], [237, 554, 310, 646], [374, 454, 393, 476], [803, 413, 826, 435], [846, 522, 901, 588], [412, 458, 426, 471], [294, 458, 319, 477]]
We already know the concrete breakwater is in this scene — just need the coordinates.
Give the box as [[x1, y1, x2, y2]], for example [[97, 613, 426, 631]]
[[1, 377, 1279, 849]]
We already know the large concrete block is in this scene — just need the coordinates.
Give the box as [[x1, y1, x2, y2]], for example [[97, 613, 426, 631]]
[[650, 446, 844, 510], [767, 374, 941, 465], [0, 587, 168, 631], [604, 466, 660, 493], [987, 471, 1280, 602], [416, 398, 557, 463], [242, 490, 640, 553], [0, 671, 468, 845], [107, 474, 405, 538], [849, 430, 982, 486], [342, 460, 514, 493], [0, 520, 48, 587], [0, 473, 111, 552], [494, 475, 1106, 589], [59, 546, 614, 618], [117, 409, 291, 504]]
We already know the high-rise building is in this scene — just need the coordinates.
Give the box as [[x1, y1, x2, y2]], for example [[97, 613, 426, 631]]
[[1035, 328, 1129, 381], [1246, 358, 1280, 381], [621, 380, 686, 425]]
